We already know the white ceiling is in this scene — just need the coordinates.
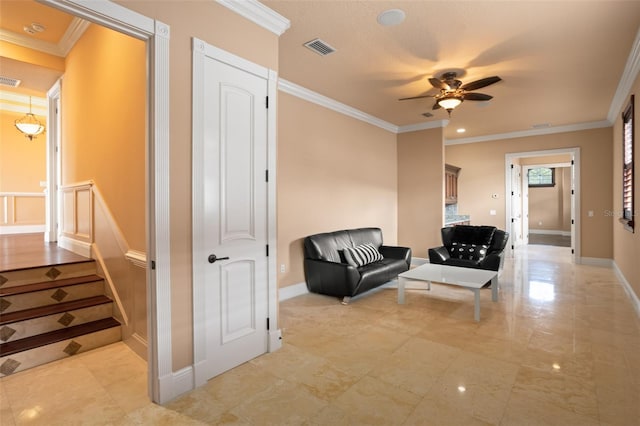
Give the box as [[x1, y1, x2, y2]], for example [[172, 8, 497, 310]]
[[2, 1, 639, 140], [264, 0, 640, 140]]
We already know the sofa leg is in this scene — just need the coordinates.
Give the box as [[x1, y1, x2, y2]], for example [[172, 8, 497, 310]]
[[341, 296, 351, 305]]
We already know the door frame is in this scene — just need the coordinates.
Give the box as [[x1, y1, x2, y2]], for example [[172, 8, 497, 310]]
[[505, 147, 581, 262], [45, 80, 61, 243], [191, 38, 280, 388], [40, 0, 172, 403]]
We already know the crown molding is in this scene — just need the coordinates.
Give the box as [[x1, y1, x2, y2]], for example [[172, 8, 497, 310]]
[[215, 0, 290, 36], [59, 17, 91, 56], [0, 29, 64, 56], [0, 17, 89, 58], [445, 120, 611, 145], [608, 27, 640, 122], [278, 79, 399, 133]]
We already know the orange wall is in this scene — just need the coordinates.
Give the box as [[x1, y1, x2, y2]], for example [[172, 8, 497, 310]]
[[115, 0, 279, 371], [62, 24, 146, 250], [398, 127, 445, 258], [612, 73, 640, 301], [0, 109, 46, 193], [277, 93, 398, 288], [446, 127, 613, 259]]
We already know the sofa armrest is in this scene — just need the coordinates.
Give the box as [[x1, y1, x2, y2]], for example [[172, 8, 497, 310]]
[[379, 245, 412, 268], [304, 258, 360, 297], [428, 246, 450, 264], [479, 253, 502, 271]]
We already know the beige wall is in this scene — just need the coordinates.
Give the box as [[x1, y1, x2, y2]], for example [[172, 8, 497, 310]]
[[446, 127, 613, 259], [63, 24, 146, 250], [116, 0, 279, 371], [277, 93, 398, 288], [612, 73, 640, 301], [398, 127, 445, 258]]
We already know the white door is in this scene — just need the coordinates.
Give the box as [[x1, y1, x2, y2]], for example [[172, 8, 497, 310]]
[[202, 55, 269, 379], [522, 167, 530, 245], [510, 164, 523, 248]]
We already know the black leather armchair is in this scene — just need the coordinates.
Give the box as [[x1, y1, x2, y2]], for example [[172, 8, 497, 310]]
[[304, 228, 411, 303], [428, 225, 509, 271]]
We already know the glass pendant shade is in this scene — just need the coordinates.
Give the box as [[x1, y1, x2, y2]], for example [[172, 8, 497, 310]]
[[438, 96, 463, 110], [15, 97, 45, 141]]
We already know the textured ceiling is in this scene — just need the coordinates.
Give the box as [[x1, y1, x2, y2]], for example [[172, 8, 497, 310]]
[[2, 1, 639, 140], [264, 0, 640, 139]]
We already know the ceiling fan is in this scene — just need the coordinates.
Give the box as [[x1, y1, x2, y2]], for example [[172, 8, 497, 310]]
[[399, 71, 501, 117]]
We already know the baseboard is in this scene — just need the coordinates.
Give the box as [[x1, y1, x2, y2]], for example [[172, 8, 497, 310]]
[[279, 282, 308, 301], [529, 229, 571, 236], [58, 235, 92, 257], [0, 225, 45, 235], [613, 262, 640, 318], [162, 366, 194, 403], [579, 257, 613, 267]]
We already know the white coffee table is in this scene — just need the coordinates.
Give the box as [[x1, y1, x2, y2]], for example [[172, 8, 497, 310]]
[[397, 263, 498, 321]]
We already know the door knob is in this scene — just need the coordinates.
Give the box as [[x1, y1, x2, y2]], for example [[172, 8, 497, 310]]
[[208, 254, 230, 263]]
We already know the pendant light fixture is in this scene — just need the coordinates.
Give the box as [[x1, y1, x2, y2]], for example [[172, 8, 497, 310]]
[[14, 96, 45, 141]]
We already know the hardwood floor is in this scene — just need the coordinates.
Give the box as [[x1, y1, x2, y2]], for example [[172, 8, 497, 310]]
[[0, 233, 90, 272]]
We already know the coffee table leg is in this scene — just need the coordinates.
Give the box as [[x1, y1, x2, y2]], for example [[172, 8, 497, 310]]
[[473, 289, 480, 322], [491, 276, 498, 302], [398, 277, 405, 304]]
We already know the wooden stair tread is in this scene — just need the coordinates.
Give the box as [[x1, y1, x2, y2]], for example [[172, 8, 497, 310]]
[[0, 259, 94, 274], [0, 317, 120, 357], [0, 295, 112, 325], [0, 274, 103, 296]]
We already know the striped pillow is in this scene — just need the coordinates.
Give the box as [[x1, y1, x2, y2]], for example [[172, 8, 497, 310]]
[[343, 243, 383, 267]]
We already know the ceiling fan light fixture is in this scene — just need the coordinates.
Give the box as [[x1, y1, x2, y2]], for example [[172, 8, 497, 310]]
[[437, 96, 463, 110]]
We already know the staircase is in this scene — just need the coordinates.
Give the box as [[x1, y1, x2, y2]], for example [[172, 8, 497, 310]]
[[0, 259, 121, 377]]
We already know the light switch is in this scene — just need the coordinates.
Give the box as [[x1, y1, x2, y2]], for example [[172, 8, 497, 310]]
[[588, 210, 594, 217], [490, 210, 496, 216]]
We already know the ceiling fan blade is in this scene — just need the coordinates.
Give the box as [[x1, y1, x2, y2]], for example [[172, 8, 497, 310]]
[[460, 76, 501, 91], [398, 94, 435, 101], [463, 92, 493, 101], [429, 77, 450, 90], [432, 102, 441, 110]]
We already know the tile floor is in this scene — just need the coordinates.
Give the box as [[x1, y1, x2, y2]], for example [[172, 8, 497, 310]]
[[1, 244, 639, 425]]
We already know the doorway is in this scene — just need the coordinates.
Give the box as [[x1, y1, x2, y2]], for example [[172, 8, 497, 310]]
[[38, 0, 172, 403], [505, 148, 580, 262]]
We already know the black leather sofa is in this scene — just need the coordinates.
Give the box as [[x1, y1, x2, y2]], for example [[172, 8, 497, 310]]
[[428, 225, 509, 271], [303, 228, 411, 303]]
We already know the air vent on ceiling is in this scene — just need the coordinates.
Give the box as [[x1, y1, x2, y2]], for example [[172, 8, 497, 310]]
[[304, 38, 336, 56], [0, 76, 21, 88]]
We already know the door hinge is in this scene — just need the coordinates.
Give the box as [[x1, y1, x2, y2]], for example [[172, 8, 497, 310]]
[[265, 170, 269, 182], [510, 164, 514, 169], [511, 191, 514, 196], [571, 219, 574, 225], [571, 189, 574, 195], [571, 249, 575, 254], [511, 245, 514, 250], [266, 96, 269, 109], [267, 317, 270, 330], [571, 159, 574, 165], [266, 244, 269, 257], [511, 218, 514, 223], [151, 260, 156, 270]]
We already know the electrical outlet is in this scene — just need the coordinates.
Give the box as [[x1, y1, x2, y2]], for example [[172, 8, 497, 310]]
[[280, 264, 286, 273]]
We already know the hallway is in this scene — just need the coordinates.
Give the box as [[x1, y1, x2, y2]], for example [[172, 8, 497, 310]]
[[1, 243, 639, 425]]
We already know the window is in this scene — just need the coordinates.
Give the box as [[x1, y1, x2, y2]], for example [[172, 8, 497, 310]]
[[621, 95, 634, 231], [528, 167, 555, 187]]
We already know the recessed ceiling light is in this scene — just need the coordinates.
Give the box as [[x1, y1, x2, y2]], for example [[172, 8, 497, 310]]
[[377, 9, 405, 26], [456, 128, 466, 133], [23, 22, 46, 35]]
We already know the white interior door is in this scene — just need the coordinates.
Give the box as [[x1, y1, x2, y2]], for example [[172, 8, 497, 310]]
[[202, 54, 269, 379], [510, 164, 523, 247], [522, 168, 530, 245]]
